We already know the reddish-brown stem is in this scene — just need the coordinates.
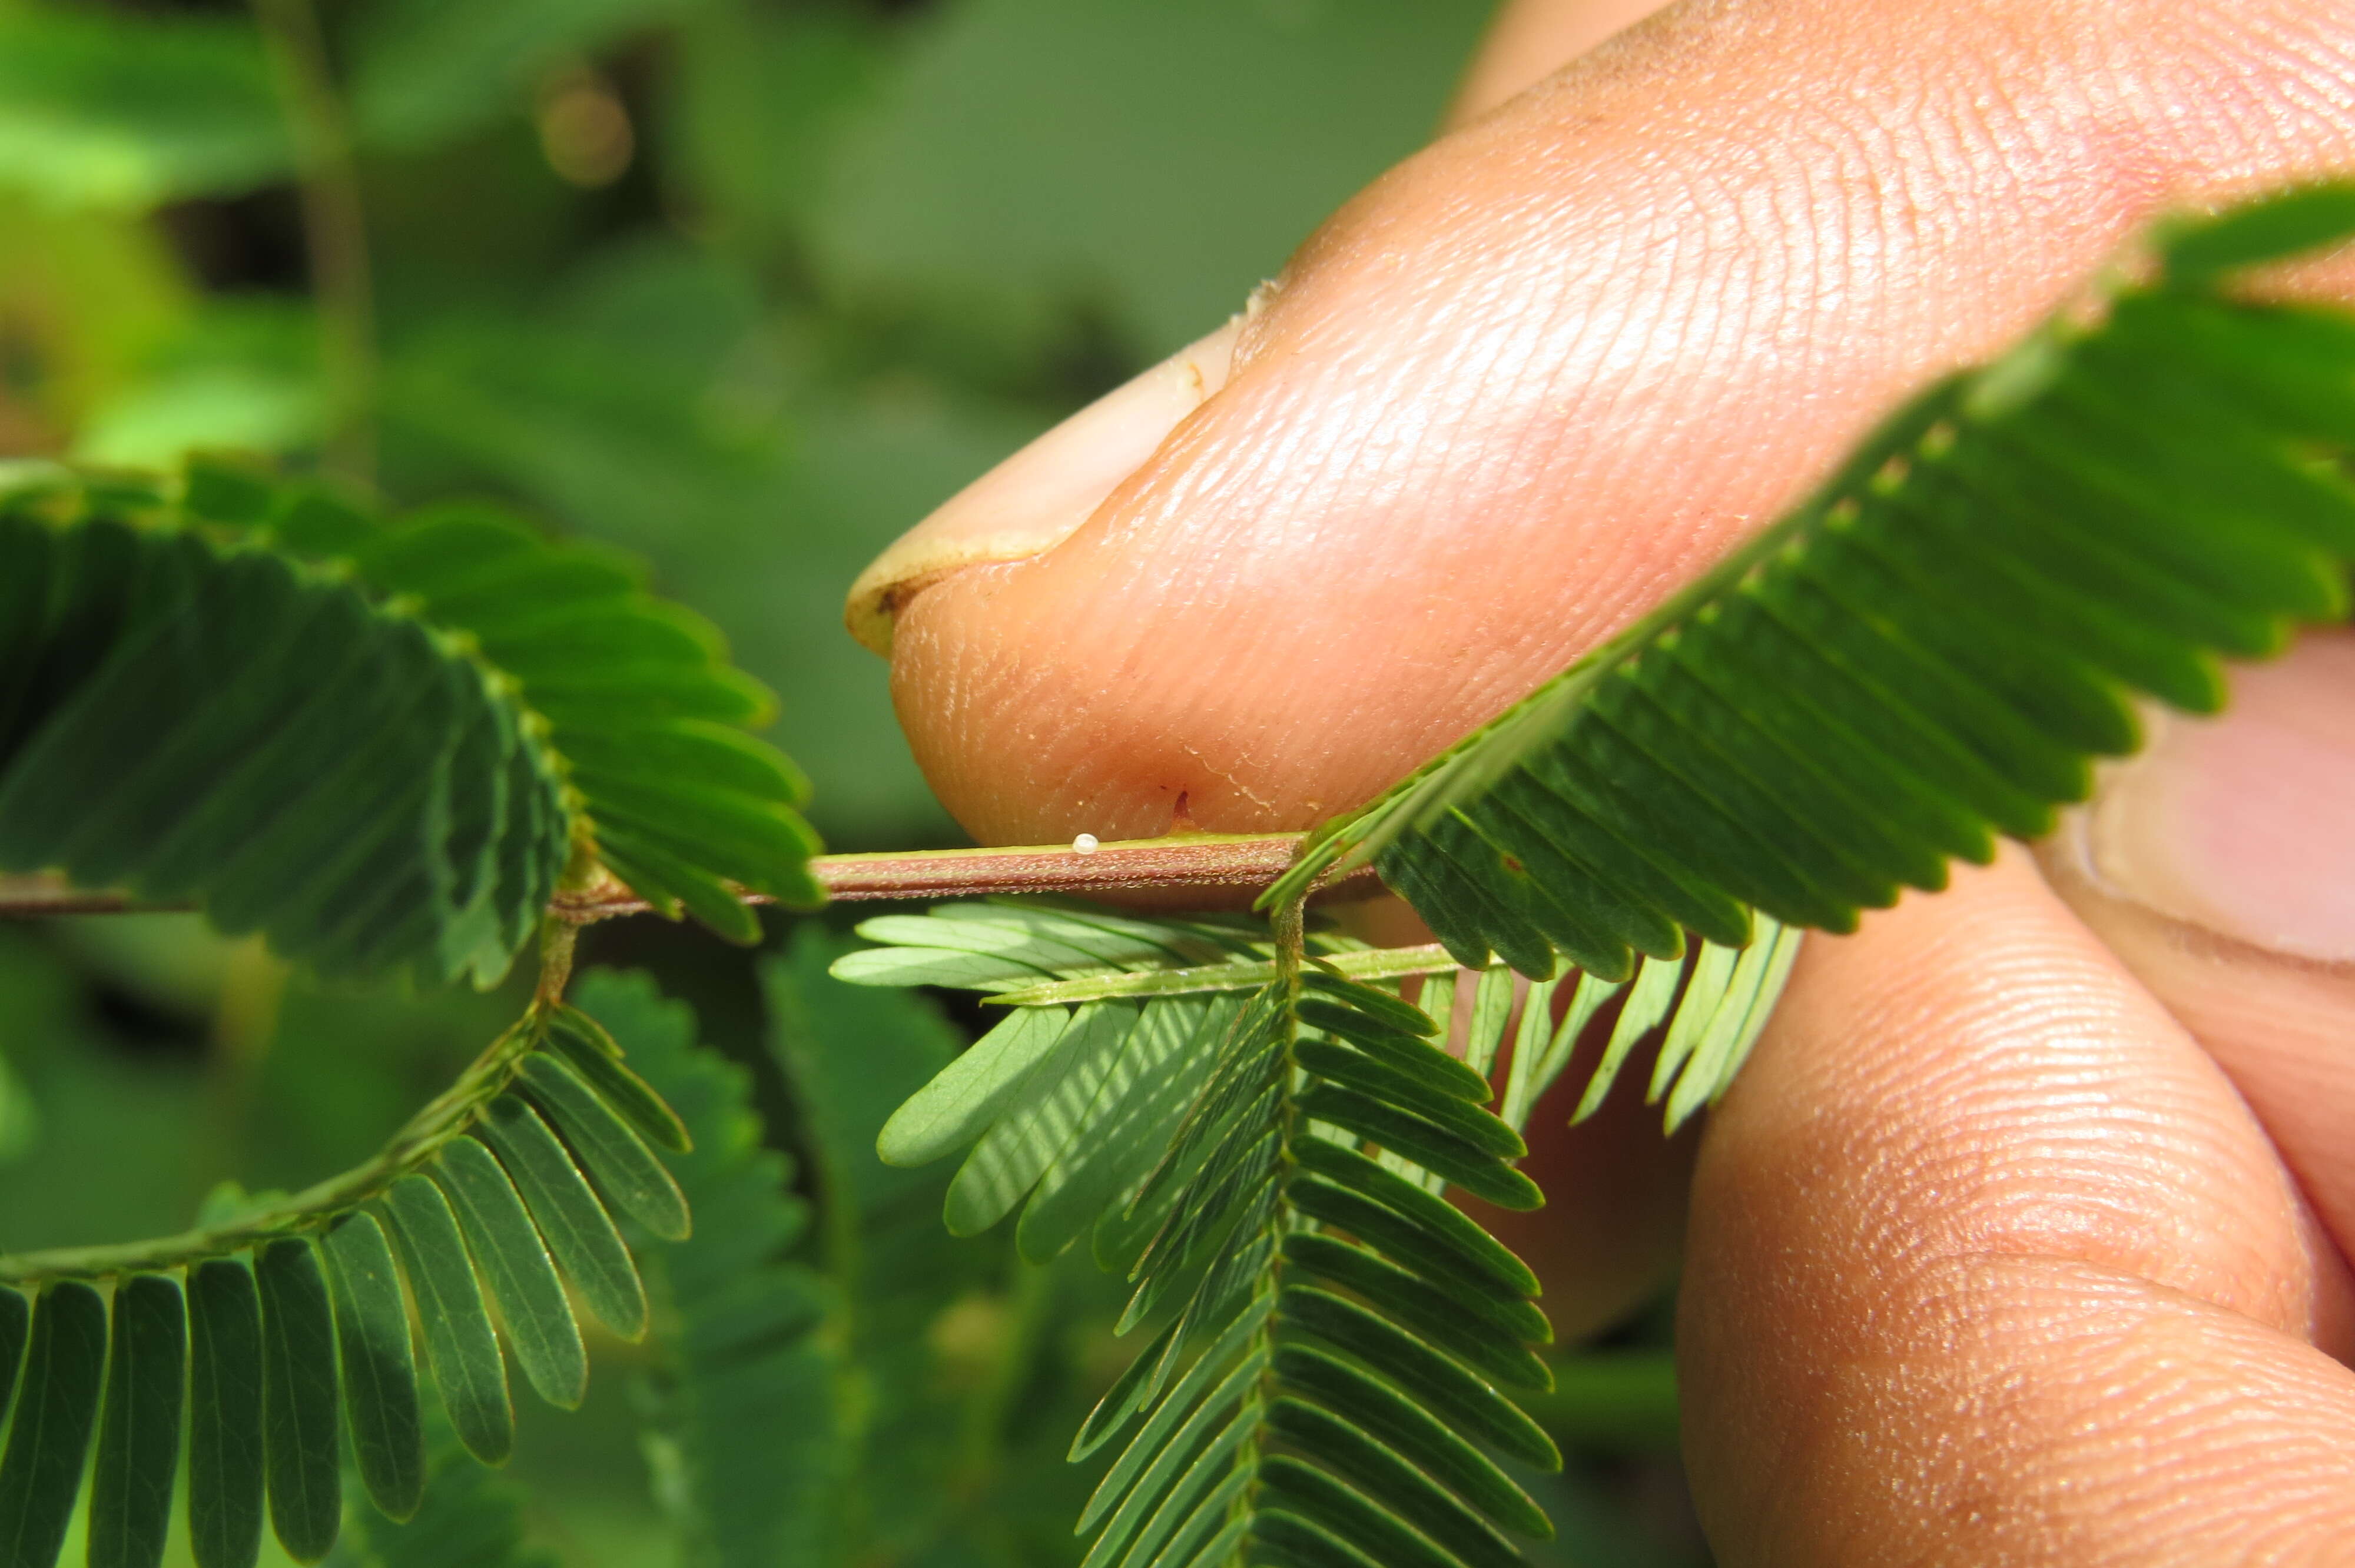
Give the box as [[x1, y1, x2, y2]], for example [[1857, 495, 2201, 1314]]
[[0, 879, 184, 916], [1, 835, 1369, 923], [553, 832, 1374, 922]]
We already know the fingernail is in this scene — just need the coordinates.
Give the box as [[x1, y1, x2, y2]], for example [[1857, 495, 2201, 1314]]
[[2076, 632, 2355, 962], [843, 312, 1249, 656]]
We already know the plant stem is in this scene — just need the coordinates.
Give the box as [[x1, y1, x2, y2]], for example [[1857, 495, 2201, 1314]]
[[550, 832, 1378, 921], [0, 878, 167, 915], [253, 0, 377, 483], [0, 835, 1379, 922], [983, 942, 1460, 1008], [0, 1006, 546, 1283]]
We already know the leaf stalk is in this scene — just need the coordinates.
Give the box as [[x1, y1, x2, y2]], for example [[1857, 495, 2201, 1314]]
[[0, 1007, 549, 1284]]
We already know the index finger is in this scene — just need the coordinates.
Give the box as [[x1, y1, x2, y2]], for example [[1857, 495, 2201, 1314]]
[[865, 0, 2355, 846]]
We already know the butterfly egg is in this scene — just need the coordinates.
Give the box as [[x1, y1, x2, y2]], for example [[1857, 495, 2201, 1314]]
[[1072, 833, 1100, 854]]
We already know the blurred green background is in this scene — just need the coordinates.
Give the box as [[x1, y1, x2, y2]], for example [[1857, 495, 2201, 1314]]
[[0, 1, 1709, 1562]]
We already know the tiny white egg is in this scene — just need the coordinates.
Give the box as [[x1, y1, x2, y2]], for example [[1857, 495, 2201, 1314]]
[[1072, 833, 1100, 854]]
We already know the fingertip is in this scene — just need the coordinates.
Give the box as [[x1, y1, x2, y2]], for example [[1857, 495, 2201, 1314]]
[[844, 314, 1248, 657]]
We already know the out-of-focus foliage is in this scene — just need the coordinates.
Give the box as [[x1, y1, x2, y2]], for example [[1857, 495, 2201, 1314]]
[[0, 1, 1710, 1564], [1, 0, 1488, 851], [0, 6, 287, 211]]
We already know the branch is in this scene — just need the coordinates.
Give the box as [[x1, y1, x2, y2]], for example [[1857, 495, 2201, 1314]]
[[550, 832, 1377, 922], [0, 1005, 543, 1283], [1, 834, 1376, 922], [0, 877, 183, 916]]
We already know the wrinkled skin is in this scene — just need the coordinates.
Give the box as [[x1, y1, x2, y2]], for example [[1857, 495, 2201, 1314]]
[[855, 2, 2355, 1560]]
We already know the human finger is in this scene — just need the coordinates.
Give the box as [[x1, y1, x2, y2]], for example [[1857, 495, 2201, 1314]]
[[2042, 629, 2355, 1265], [1678, 851, 2355, 1564], [859, 0, 2355, 846]]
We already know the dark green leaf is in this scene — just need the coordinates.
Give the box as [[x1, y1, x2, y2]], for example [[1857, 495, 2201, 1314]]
[[319, 1212, 424, 1522], [0, 490, 568, 986], [1273, 1344, 1551, 1539], [1299, 969, 1439, 1037], [1071, 1316, 1182, 1463], [1083, 1400, 1263, 1568], [431, 1137, 587, 1409], [470, 1104, 646, 1340], [187, 1259, 266, 1568], [1281, 1233, 1550, 1384], [1167, 1510, 1252, 1568], [1269, 184, 2355, 996], [1288, 1154, 1542, 1305], [1131, 1133, 1280, 1296], [1281, 1287, 1558, 1471], [1259, 1454, 1459, 1568], [2160, 181, 2355, 283], [378, 1176, 512, 1466], [1295, 1042, 1524, 1157], [0, 1281, 106, 1568], [0, 1286, 27, 1423], [1295, 1001, 1491, 1103], [516, 1054, 691, 1241], [540, 1006, 691, 1153], [1080, 1300, 1272, 1532], [1268, 1398, 1530, 1563], [1252, 1507, 1386, 1568], [89, 1274, 186, 1568], [1295, 1086, 1541, 1211], [255, 1240, 340, 1563]]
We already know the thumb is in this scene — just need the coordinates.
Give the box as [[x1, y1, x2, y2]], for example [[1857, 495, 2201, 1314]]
[[2041, 628, 2355, 1253], [851, 0, 2355, 849], [2061, 632, 2355, 969]]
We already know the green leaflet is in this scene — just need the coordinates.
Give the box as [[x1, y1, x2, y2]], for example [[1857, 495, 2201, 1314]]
[[1277, 1287, 1556, 1471], [260, 486, 820, 925], [1295, 1086, 1538, 1211], [944, 1001, 1140, 1237], [847, 904, 1573, 1566], [89, 1274, 187, 1568], [1079, 1298, 1273, 1527], [0, 456, 818, 978], [430, 1140, 588, 1410], [0, 1282, 106, 1568], [256, 1240, 341, 1563], [319, 1214, 425, 1523], [1020, 992, 1236, 1264], [875, 1005, 1068, 1167], [515, 1053, 691, 1241], [187, 1260, 266, 1568], [0, 499, 564, 987], [1271, 1344, 1550, 1543], [540, 1006, 691, 1154], [473, 1101, 648, 1339], [1279, 1234, 1550, 1384], [1266, 185, 2355, 983], [0, 989, 700, 1567], [1272, 1394, 1526, 1563], [379, 1177, 513, 1467]]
